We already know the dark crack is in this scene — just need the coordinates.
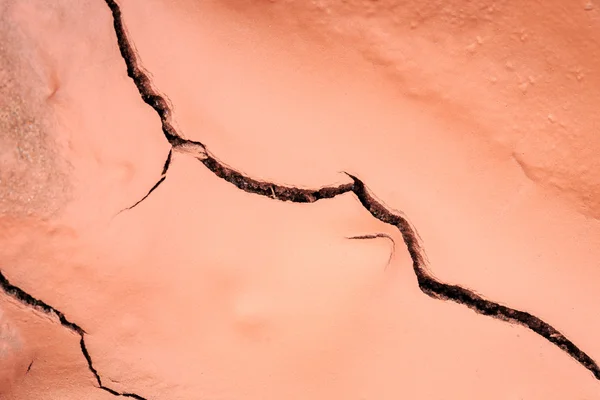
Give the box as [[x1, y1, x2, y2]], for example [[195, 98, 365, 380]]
[[199, 154, 354, 202], [122, 175, 166, 212], [0, 271, 148, 399], [103, 0, 200, 149], [0, 271, 84, 335], [346, 233, 396, 270], [346, 173, 600, 381], [121, 175, 167, 212], [161, 148, 172, 176], [120, 141, 172, 212], [102, 0, 600, 383]]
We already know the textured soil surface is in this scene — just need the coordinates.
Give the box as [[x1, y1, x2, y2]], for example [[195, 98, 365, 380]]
[[1, 0, 600, 399]]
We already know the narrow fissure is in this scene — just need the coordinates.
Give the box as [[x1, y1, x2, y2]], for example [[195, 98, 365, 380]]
[[347, 173, 600, 380], [0, 3, 596, 400], [0, 271, 149, 399], [123, 149, 172, 213], [101, 0, 600, 382], [101, 0, 599, 382], [122, 175, 166, 212]]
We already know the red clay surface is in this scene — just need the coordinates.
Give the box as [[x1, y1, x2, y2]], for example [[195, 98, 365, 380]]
[[1, 0, 600, 399]]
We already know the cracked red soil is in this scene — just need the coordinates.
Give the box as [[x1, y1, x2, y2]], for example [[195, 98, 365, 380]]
[[1, 0, 600, 399]]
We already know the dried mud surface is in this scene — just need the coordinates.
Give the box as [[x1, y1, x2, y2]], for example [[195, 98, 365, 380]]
[[1, 0, 600, 399]]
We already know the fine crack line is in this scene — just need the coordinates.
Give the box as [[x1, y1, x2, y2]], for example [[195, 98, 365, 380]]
[[102, 0, 600, 384], [0, 271, 148, 399], [347, 233, 396, 270], [120, 129, 173, 212], [161, 148, 172, 175]]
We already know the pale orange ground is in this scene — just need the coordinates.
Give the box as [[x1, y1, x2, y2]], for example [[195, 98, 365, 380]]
[[1, 0, 600, 399]]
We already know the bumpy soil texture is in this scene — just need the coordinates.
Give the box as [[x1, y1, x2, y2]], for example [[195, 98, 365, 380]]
[[1, 0, 600, 399]]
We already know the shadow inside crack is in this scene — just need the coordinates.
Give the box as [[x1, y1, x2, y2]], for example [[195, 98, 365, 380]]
[[1, 3, 595, 400], [102, 0, 600, 384]]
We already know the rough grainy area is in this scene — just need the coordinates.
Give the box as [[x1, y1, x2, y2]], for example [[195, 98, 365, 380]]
[[0, 1, 69, 219], [0, 0, 599, 398]]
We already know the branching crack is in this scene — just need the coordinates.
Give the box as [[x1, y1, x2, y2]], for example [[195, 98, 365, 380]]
[[101, 0, 600, 384], [1, 3, 594, 400], [0, 272, 149, 398]]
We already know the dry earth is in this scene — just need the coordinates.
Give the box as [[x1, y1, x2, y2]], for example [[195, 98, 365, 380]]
[[1, 0, 600, 399]]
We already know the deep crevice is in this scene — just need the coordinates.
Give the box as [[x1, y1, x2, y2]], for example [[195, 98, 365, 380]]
[[0, 271, 148, 399], [101, 0, 600, 383]]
